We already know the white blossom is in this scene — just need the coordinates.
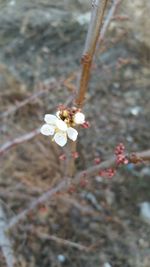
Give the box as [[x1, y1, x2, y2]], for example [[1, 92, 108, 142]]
[[40, 114, 78, 147], [74, 112, 85, 124]]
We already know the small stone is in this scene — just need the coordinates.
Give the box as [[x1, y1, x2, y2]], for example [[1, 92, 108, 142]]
[[140, 167, 150, 176], [126, 135, 133, 142], [42, 46, 50, 53], [130, 106, 142, 116], [138, 238, 149, 248], [105, 189, 115, 206], [9, 0, 16, 6], [103, 262, 112, 267], [124, 68, 133, 79], [57, 254, 66, 263], [89, 222, 100, 231], [139, 202, 150, 225], [113, 82, 120, 89]]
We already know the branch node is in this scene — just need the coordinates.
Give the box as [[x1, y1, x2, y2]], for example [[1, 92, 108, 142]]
[[81, 53, 92, 65]]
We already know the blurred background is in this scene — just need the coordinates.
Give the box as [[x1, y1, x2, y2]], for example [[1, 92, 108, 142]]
[[0, 0, 150, 266]]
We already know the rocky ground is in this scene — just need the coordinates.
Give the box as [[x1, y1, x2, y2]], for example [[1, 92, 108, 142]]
[[0, 1, 150, 267]]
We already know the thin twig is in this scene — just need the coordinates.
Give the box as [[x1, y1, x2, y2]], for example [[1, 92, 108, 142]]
[[60, 195, 98, 215], [98, 0, 122, 44], [0, 128, 40, 156], [0, 78, 57, 118], [36, 232, 89, 251], [7, 180, 67, 230]]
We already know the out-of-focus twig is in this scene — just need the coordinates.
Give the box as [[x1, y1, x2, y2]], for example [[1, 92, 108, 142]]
[[0, 128, 40, 156], [0, 78, 57, 118], [36, 231, 89, 251], [6, 149, 150, 230], [0, 205, 15, 267], [98, 0, 122, 44], [7, 180, 67, 230]]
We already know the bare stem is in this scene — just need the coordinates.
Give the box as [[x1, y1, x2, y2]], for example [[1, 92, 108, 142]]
[[75, 0, 108, 107], [98, 0, 122, 44], [65, 141, 77, 177]]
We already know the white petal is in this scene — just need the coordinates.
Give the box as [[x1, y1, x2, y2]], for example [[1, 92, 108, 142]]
[[44, 114, 57, 124], [54, 132, 67, 147], [67, 127, 78, 141], [56, 119, 67, 131], [74, 112, 85, 124], [40, 124, 55, 136]]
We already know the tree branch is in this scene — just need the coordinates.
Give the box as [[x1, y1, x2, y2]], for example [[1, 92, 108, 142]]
[[74, 150, 150, 183], [6, 149, 150, 230]]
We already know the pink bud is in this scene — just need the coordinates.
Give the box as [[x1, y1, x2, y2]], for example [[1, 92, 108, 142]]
[[72, 152, 79, 159], [82, 121, 90, 128], [80, 179, 88, 187], [59, 154, 66, 161], [94, 157, 101, 164]]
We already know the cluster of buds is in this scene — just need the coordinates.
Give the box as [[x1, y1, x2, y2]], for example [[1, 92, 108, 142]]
[[56, 106, 85, 127], [59, 152, 79, 161], [41, 106, 86, 147], [115, 143, 129, 165], [106, 168, 116, 178], [99, 168, 116, 178]]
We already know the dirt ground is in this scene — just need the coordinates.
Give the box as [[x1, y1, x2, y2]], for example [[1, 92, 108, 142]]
[[0, 1, 150, 267]]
